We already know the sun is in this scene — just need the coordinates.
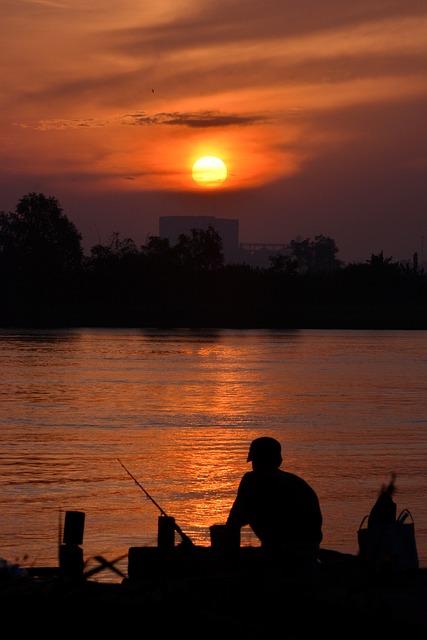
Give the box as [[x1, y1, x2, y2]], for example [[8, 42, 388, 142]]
[[192, 156, 228, 187]]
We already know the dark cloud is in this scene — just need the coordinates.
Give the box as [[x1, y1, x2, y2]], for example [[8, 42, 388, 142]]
[[122, 110, 266, 128]]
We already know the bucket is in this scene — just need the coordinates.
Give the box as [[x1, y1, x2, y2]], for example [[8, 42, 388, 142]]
[[158, 515, 176, 550]]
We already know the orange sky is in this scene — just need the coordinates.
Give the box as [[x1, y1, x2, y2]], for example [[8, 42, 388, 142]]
[[1, 0, 427, 259]]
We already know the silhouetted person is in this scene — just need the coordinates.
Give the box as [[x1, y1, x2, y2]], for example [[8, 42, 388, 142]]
[[227, 437, 322, 564]]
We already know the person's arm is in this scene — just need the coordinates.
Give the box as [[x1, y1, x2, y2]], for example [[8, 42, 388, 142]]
[[312, 493, 323, 545], [293, 477, 323, 545], [305, 484, 323, 545]]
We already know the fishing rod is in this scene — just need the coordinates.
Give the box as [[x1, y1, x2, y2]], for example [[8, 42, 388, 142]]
[[117, 458, 194, 547]]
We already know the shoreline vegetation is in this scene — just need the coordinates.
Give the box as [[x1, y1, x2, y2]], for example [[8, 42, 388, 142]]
[[2, 193, 427, 329]]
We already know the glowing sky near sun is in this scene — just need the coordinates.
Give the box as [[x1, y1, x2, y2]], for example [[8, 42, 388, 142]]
[[1, 1, 427, 259]]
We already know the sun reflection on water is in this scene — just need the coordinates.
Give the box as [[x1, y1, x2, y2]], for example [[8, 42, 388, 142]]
[[1, 329, 427, 576]]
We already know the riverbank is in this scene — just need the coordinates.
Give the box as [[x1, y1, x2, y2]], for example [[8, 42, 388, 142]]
[[2, 562, 427, 638]]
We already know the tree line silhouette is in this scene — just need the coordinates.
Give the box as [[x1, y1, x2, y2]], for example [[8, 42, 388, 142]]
[[1, 193, 426, 328]]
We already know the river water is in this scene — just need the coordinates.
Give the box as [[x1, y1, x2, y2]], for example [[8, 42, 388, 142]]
[[1, 329, 426, 578]]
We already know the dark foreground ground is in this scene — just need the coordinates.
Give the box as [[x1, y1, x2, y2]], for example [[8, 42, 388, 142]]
[[2, 554, 426, 639]]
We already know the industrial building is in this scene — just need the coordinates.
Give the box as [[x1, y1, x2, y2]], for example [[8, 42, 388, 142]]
[[159, 215, 290, 266]]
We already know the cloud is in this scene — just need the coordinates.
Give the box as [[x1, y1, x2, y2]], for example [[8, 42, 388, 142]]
[[18, 110, 266, 130], [16, 10, 426, 115], [107, 1, 427, 57], [17, 118, 109, 130], [18, 0, 70, 8], [122, 110, 266, 128]]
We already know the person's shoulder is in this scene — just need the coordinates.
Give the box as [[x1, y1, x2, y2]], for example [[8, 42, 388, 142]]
[[279, 470, 317, 493], [238, 471, 256, 487], [278, 469, 302, 482]]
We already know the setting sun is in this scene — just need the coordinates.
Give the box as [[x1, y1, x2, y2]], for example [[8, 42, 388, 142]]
[[192, 156, 228, 187]]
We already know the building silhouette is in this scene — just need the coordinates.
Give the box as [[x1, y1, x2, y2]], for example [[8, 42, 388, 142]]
[[159, 216, 290, 266]]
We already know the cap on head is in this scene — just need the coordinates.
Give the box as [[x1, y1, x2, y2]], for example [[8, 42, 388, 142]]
[[247, 437, 282, 466]]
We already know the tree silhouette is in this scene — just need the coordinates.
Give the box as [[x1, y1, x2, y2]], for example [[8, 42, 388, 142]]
[[175, 226, 224, 271], [269, 253, 298, 274], [289, 237, 313, 272], [288, 235, 340, 272], [0, 192, 82, 274], [141, 236, 178, 272], [1, 192, 427, 328], [89, 232, 138, 265], [312, 235, 341, 271], [368, 251, 395, 269], [0, 193, 83, 321]]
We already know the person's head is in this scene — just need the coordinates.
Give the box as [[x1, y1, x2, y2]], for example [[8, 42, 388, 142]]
[[247, 437, 282, 471]]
